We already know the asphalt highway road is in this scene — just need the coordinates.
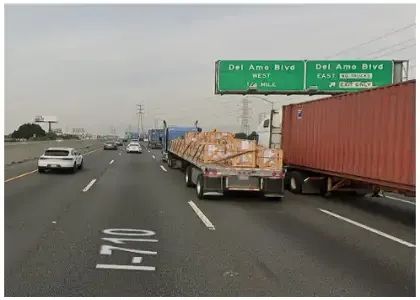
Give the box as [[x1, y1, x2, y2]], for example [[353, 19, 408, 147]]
[[5, 144, 416, 296]]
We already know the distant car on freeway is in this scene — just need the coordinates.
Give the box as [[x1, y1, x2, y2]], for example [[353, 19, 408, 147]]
[[126, 142, 142, 154], [38, 147, 83, 173], [104, 142, 118, 150]]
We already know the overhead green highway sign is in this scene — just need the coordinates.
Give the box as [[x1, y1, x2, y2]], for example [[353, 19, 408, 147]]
[[215, 60, 305, 93], [214, 60, 395, 95], [305, 60, 394, 92]]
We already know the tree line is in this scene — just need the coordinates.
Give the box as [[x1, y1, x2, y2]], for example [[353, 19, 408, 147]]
[[5, 123, 79, 141]]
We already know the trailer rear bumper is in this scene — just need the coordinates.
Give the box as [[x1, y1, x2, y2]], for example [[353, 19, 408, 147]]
[[202, 174, 284, 195]]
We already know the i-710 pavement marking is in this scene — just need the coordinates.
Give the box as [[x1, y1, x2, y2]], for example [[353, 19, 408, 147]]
[[4, 147, 103, 183], [160, 165, 167, 172], [318, 208, 415, 248], [188, 201, 215, 230]]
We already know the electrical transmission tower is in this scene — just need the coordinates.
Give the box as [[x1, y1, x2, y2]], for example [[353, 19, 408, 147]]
[[137, 104, 145, 137], [240, 98, 252, 135]]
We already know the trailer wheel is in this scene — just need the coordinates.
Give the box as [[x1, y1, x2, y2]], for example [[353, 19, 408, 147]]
[[185, 166, 194, 187], [289, 171, 303, 194], [167, 158, 174, 168], [196, 174, 205, 200]]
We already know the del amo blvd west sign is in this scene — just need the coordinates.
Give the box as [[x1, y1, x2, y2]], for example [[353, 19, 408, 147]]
[[216, 60, 305, 92], [214, 60, 396, 95]]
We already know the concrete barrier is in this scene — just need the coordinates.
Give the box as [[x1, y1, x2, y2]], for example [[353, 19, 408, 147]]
[[5, 139, 105, 166]]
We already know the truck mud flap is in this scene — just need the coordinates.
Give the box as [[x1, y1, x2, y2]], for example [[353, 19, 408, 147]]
[[262, 178, 284, 195], [203, 176, 224, 194]]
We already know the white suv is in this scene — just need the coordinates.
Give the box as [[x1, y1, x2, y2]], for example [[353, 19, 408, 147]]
[[126, 142, 142, 153], [38, 147, 84, 173]]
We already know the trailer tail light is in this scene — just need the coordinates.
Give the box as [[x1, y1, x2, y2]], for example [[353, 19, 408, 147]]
[[204, 169, 220, 176], [269, 170, 285, 179]]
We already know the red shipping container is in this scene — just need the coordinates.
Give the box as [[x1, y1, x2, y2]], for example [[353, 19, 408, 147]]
[[282, 80, 415, 193]]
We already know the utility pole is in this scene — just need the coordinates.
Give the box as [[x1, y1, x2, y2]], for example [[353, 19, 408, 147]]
[[240, 98, 252, 136], [137, 104, 144, 137]]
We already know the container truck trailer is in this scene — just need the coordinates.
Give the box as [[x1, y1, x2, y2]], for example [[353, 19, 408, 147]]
[[257, 80, 415, 197], [148, 129, 164, 149]]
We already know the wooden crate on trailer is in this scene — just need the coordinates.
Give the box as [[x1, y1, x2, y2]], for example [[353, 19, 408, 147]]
[[231, 139, 257, 168], [257, 148, 283, 170]]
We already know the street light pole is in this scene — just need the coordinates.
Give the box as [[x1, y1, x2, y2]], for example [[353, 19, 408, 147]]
[[245, 95, 274, 110]]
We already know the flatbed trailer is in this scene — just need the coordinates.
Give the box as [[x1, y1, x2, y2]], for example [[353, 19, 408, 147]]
[[166, 149, 285, 200]]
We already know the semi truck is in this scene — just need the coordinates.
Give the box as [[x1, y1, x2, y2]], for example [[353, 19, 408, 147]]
[[164, 132, 286, 201], [161, 123, 202, 164], [148, 129, 164, 149], [257, 80, 416, 197]]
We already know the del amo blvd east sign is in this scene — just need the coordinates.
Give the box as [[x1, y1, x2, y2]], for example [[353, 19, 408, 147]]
[[214, 60, 395, 95], [305, 60, 394, 92]]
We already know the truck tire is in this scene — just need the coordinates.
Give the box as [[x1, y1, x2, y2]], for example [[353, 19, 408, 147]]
[[289, 171, 304, 194], [185, 166, 194, 187], [167, 158, 174, 168], [196, 174, 205, 200]]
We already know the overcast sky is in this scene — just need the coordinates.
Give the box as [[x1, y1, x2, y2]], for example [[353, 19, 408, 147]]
[[5, 4, 416, 135]]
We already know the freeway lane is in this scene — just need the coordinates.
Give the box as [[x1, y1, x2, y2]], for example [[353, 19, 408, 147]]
[[148, 147, 416, 296], [5, 147, 119, 272], [5, 146, 416, 296], [5, 145, 103, 180]]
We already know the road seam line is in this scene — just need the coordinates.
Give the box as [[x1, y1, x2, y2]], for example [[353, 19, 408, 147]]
[[188, 201, 216, 230], [160, 165, 167, 172], [82, 179, 97, 192], [318, 208, 415, 248], [380, 192, 415, 205]]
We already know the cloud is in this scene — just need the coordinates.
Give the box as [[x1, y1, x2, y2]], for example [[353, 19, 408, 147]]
[[5, 4, 416, 134]]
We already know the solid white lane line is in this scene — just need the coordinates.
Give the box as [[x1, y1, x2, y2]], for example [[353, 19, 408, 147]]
[[188, 201, 215, 230], [152, 155, 156, 159], [82, 179, 97, 192], [318, 208, 415, 248], [109, 160, 114, 164], [160, 165, 167, 172], [381, 193, 415, 205], [5, 169, 38, 183]]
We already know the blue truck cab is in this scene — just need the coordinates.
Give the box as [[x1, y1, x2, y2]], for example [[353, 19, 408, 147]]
[[161, 125, 202, 162]]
